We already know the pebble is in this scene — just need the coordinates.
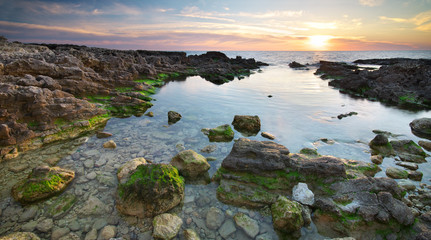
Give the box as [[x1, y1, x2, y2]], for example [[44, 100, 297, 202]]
[[92, 218, 108, 231], [97, 132, 113, 139], [261, 132, 275, 140], [21, 220, 38, 232], [36, 218, 54, 233], [85, 228, 98, 240], [69, 220, 81, 231], [51, 227, 70, 239], [103, 140, 117, 149], [19, 206, 38, 222], [86, 171, 97, 180], [84, 159, 95, 168], [98, 225, 116, 239]]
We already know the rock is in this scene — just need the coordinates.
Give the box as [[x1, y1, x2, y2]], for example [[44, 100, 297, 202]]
[[292, 182, 314, 205], [21, 221, 38, 232], [183, 229, 200, 240], [218, 219, 236, 239], [289, 61, 306, 68], [116, 157, 147, 184], [205, 124, 234, 142], [206, 157, 217, 161], [98, 225, 116, 240], [47, 193, 77, 219], [296, 156, 347, 178], [378, 191, 415, 225], [36, 218, 53, 233], [85, 228, 98, 240], [0, 232, 40, 240], [408, 171, 423, 181], [9, 163, 28, 173], [168, 111, 182, 124], [221, 138, 290, 173], [51, 227, 70, 240], [152, 213, 183, 240], [86, 171, 97, 180], [79, 196, 106, 216], [96, 132, 112, 138], [337, 111, 358, 120], [371, 155, 383, 164], [395, 161, 418, 170], [419, 140, 431, 151], [59, 233, 81, 240], [200, 144, 217, 153], [233, 213, 259, 238], [92, 219, 108, 230], [205, 207, 225, 230], [369, 134, 394, 156], [391, 140, 427, 162], [261, 132, 275, 140], [146, 112, 154, 117], [410, 118, 431, 140], [299, 148, 320, 158], [232, 115, 261, 135], [19, 206, 38, 222], [170, 150, 210, 178], [11, 166, 75, 204], [116, 164, 184, 218], [103, 140, 116, 149], [386, 167, 409, 179], [271, 196, 304, 233]]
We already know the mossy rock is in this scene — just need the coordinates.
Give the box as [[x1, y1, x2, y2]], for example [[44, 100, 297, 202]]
[[271, 196, 304, 233], [232, 115, 261, 136], [116, 163, 185, 218], [46, 193, 77, 219], [207, 124, 234, 142], [11, 166, 75, 204], [299, 148, 321, 158], [170, 150, 210, 178]]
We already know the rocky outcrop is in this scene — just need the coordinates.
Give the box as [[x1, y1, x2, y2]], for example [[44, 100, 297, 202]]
[[0, 39, 267, 160], [315, 59, 431, 109], [231, 115, 261, 136], [116, 163, 184, 218], [11, 166, 75, 204], [214, 138, 414, 239]]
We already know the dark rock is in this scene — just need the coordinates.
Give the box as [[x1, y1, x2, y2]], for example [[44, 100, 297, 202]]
[[206, 124, 234, 142], [232, 115, 261, 135], [408, 171, 423, 181], [337, 111, 358, 120], [378, 191, 415, 225], [391, 140, 427, 163], [221, 138, 290, 173], [289, 61, 307, 68], [168, 111, 182, 124], [96, 132, 112, 138], [418, 140, 431, 151], [296, 156, 346, 179], [410, 118, 431, 140], [369, 134, 394, 156]]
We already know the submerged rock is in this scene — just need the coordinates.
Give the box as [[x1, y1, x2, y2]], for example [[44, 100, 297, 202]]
[[204, 124, 234, 142], [170, 150, 210, 178], [271, 196, 304, 234], [183, 229, 200, 240], [232, 115, 261, 135], [233, 212, 259, 238], [168, 111, 182, 124], [0, 232, 40, 240], [96, 132, 112, 138], [386, 167, 409, 179], [11, 166, 75, 204], [205, 207, 225, 230], [410, 118, 431, 140], [46, 193, 77, 219], [152, 213, 183, 240], [116, 163, 184, 218], [103, 140, 116, 149]]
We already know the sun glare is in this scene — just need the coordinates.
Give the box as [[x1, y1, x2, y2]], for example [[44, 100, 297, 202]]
[[308, 35, 332, 50]]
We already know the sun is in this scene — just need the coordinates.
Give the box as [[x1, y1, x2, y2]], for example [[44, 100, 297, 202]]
[[308, 35, 332, 50]]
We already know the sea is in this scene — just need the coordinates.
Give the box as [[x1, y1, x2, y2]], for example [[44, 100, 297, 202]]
[[0, 50, 431, 239]]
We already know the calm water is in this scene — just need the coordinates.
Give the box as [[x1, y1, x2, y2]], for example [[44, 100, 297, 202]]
[[1, 51, 431, 240]]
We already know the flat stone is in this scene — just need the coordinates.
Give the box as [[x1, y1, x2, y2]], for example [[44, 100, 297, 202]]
[[233, 213, 259, 238], [152, 213, 183, 240], [98, 225, 116, 240], [97, 132, 113, 139], [103, 140, 116, 149], [200, 144, 217, 153], [396, 161, 418, 170], [21, 220, 38, 232], [36, 218, 54, 233], [261, 132, 275, 140], [92, 218, 108, 230], [84, 160, 94, 168], [85, 228, 98, 240], [218, 219, 236, 239], [51, 227, 71, 240], [79, 196, 106, 216], [206, 207, 225, 230], [386, 167, 409, 179], [86, 171, 97, 180], [9, 163, 29, 173], [19, 206, 38, 222]]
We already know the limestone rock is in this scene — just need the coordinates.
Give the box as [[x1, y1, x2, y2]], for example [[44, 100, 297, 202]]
[[419, 140, 431, 151], [117, 157, 147, 184], [11, 166, 75, 204], [183, 229, 200, 240], [271, 196, 304, 233], [232, 115, 261, 135], [0, 232, 40, 240], [152, 213, 183, 240], [261, 132, 275, 140], [218, 219, 236, 239], [205, 124, 234, 142], [168, 111, 182, 124], [98, 225, 116, 240], [170, 150, 210, 178], [410, 118, 431, 140], [292, 182, 314, 205], [46, 193, 77, 219], [103, 140, 116, 149], [386, 167, 409, 179], [96, 132, 112, 138], [233, 212, 259, 238], [116, 164, 184, 218], [205, 207, 225, 230], [36, 218, 53, 233]]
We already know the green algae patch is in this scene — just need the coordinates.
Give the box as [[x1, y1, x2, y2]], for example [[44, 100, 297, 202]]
[[47, 193, 77, 219], [299, 148, 321, 158], [207, 124, 234, 142], [271, 196, 304, 233]]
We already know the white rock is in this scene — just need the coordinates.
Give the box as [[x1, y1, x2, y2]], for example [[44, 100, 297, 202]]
[[292, 182, 314, 205]]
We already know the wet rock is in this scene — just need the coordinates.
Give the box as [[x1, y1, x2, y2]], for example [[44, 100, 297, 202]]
[[205, 124, 234, 142], [98, 225, 116, 240], [79, 196, 106, 216], [8, 163, 28, 173], [200, 144, 217, 153], [271, 196, 304, 234], [391, 140, 427, 163], [289, 61, 307, 68], [369, 134, 394, 156], [46, 193, 77, 219], [419, 140, 431, 151], [183, 229, 200, 240], [168, 111, 182, 124], [92, 219, 108, 230], [232, 115, 261, 135], [292, 182, 314, 206], [0, 232, 40, 240], [171, 150, 210, 178], [102, 140, 116, 149], [146, 111, 154, 117], [378, 191, 415, 225], [59, 233, 81, 240], [116, 164, 184, 218], [96, 132, 112, 139], [371, 155, 383, 165], [296, 156, 347, 178], [152, 213, 183, 240], [19, 206, 38, 222], [410, 118, 431, 140], [299, 148, 320, 158], [337, 111, 358, 120], [233, 212, 259, 238], [21, 221, 38, 232], [86, 171, 97, 180], [261, 132, 275, 140], [256, 233, 274, 240], [218, 219, 236, 239], [408, 171, 423, 181], [395, 161, 418, 170], [116, 157, 147, 184], [85, 228, 98, 240], [51, 227, 70, 240], [11, 166, 75, 204], [386, 167, 409, 179], [205, 207, 225, 230], [36, 218, 53, 233]]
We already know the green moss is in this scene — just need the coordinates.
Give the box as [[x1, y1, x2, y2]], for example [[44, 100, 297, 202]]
[[115, 87, 134, 93], [54, 118, 67, 126], [299, 148, 321, 158], [88, 113, 110, 127], [27, 121, 40, 128], [399, 94, 417, 103], [21, 174, 65, 199], [208, 125, 234, 142]]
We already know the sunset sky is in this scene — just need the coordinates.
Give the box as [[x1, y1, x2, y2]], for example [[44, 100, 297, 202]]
[[0, 0, 430, 51]]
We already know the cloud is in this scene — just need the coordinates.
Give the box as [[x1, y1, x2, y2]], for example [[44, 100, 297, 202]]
[[238, 10, 303, 19], [380, 10, 431, 31], [178, 6, 235, 22], [359, 0, 384, 7], [305, 22, 337, 29]]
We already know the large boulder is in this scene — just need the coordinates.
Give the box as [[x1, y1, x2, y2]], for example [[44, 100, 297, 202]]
[[152, 213, 183, 240], [271, 196, 304, 234], [232, 115, 261, 135], [369, 134, 394, 156], [11, 166, 75, 204], [117, 157, 147, 184], [116, 164, 184, 218], [410, 118, 431, 140], [170, 150, 210, 178]]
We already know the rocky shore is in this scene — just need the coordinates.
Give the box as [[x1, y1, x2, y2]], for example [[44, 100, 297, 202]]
[[313, 58, 431, 109], [0, 37, 267, 161]]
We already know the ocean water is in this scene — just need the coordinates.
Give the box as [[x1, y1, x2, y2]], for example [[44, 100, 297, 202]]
[[1, 50, 431, 239]]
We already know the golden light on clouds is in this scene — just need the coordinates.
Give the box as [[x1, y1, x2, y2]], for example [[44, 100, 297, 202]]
[[308, 35, 333, 50]]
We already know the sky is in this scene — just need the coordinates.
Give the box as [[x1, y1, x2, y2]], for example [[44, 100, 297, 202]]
[[0, 0, 430, 51]]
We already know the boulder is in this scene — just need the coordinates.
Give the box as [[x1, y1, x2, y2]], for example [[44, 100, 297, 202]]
[[292, 182, 314, 205], [168, 111, 182, 124], [419, 140, 431, 151], [205, 124, 234, 142], [232, 115, 261, 135], [271, 196, 304, 233], [233, 213, 259, 238], [116, 164, 184, 218], [386, 167, 409, 179], [205, 207, 225, 230], [183, 229, 200, 240], [170, 150, 210, 178], [410, 118, 431, 140], [408, 171, 423, 181], [0, 232, 40, 240], [289, 61, 307, 68], [11, 166, 75, 204], [152, 213, 183, 240], [98, 225, 116, 240], [117, 157, 147, 184], [369, 134, 394, 156], [391, 140, 427, 163]]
